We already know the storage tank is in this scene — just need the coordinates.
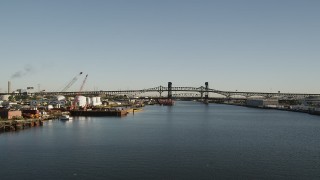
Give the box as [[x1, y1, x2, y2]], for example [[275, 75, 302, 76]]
[[91, 97, 97, 105], [47, 105, 53, 110], [91, 97, 102, 106], [76, 96, 87, 107], [56, 95, 66, 101], [0, 95, 10, 101], [95, 97, 102, 106], [86, 97, 92, 105], [96, 97, 101, 103]]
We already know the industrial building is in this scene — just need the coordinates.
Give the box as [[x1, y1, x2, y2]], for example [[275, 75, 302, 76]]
[[30, 95, 67, 108], [246, 99, 279, 108], [0, 109, 22, 120]]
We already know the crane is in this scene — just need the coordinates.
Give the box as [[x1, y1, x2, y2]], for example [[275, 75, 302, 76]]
[[78, 74, 88, 94], [60, 72, 83, 92], [70, 74, 88, 110]]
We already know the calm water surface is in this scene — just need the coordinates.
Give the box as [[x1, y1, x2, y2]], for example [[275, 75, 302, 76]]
[[1, 101, 320, 179]]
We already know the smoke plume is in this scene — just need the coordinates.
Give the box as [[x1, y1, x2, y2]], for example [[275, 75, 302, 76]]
[[11, 64, 34, 79]]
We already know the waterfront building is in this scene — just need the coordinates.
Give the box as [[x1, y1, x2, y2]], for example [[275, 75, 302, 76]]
[[30, 95, 67, 108], [0, 109, 22, 120], [304, 96, 320, 107], [30, 99, 66, 107], [246, 99, 279, 108]]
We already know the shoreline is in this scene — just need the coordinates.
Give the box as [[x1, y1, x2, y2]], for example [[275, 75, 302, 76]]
[[217, 102, 320, 116]]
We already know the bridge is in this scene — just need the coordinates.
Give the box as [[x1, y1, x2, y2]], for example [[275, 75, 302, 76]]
[[3, 82, 318, 101]]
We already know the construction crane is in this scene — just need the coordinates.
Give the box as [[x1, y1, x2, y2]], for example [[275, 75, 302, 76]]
[[60, 72, 83, 92], [71, 74, 88, 110]]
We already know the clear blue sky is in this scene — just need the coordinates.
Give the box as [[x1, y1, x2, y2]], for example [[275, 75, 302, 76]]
[[0, 0, 319, 93]]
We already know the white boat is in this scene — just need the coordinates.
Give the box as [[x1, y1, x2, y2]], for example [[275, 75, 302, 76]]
[[60, 114, 72, 120]]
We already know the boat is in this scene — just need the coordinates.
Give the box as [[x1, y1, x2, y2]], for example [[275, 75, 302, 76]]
[[60, 114, 72, 120]]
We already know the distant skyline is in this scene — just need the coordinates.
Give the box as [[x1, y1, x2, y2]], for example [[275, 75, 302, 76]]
[[1, 0, 320, 93]]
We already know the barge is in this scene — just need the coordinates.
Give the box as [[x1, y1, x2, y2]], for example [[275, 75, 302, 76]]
[[157, 99, 175, 106], [69, 109, 128, 117]]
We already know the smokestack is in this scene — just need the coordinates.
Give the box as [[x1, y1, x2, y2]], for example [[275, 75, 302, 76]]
[[8, 81, 11, 93]]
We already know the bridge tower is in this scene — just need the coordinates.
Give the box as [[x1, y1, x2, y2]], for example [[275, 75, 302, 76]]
[[200, 89, 204, 99], [204, 82, 209, 104], [168, 82, 172, 99], [158, 86, 164, 97]]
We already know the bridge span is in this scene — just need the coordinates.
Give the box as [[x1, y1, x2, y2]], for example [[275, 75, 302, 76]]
[[3, 82, 316, 100]]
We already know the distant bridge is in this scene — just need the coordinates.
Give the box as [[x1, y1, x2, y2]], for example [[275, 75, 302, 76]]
[[29, 82, 320, 100], [2, 82, 320, 100]]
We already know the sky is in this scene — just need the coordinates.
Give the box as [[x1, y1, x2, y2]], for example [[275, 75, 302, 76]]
[[0, 0, 320, 93]]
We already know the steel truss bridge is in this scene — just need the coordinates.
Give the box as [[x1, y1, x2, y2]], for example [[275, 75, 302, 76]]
[[19, 82, 319, 100]]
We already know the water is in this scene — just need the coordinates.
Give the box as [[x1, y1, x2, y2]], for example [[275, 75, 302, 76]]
[[1, 101, 320, 179]]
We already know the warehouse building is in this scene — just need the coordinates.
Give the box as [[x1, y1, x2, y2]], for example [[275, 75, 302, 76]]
[[246, 99, 279, 108]]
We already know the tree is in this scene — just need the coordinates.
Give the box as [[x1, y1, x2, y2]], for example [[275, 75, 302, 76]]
[[8, 95, 15, 102]]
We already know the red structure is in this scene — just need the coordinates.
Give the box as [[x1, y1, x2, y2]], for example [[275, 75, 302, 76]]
[[0, 110, 22, 120], [22, 109, 40, 118], [157, 99, 174, 106]]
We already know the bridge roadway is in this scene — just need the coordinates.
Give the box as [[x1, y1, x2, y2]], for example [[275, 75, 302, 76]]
[[2, 85, 319, 99]]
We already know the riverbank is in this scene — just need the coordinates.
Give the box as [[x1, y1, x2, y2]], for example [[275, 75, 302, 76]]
[[0, 115, 61, 133], [219, 102, 320, 116], [0, 107, 145, 134], [0, 119, 43, 132]]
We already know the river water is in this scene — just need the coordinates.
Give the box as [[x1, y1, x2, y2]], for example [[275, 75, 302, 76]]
[[1, 101, 320, 179]]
